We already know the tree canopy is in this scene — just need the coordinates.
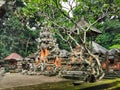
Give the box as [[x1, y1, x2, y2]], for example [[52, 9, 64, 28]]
[[0, 0, 120, 59], [16, 0, 120, 48]]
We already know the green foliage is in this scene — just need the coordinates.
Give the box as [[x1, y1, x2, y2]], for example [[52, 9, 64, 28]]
[[55, 34, 70, 51], [95, 33, 111, 48], [16, 0, 120, 51], [0, 15, 38, 59], [95, 20, 120, 49], [0, 0, 120, 59], [110, 44, 120, 49], [0, 1, 39, 59], [113, 34, 120, 44]]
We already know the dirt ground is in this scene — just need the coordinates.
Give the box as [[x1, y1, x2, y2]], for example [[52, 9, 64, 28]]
[[0, 73, 65, 89]]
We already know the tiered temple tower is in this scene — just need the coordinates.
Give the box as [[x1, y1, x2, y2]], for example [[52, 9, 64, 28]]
[[35, 27, 61, 72]]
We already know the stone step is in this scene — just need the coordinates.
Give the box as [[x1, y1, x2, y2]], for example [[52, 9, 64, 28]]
[[104, 72, 120, 79], [103, 76, 118, 79]]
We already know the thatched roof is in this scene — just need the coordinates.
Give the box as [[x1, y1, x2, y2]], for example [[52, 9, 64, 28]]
[[91, 41, 108, 54], [59, 49, 69, 58], [75, 18, 102, 36], [4, 53, 23, 61], [108, 49, 120, 55]]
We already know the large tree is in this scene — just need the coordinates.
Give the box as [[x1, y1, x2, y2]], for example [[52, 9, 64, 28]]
[[15, 0, 120, 80]]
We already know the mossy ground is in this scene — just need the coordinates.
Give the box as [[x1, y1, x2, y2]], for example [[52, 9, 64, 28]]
[[3, 78, 120, 90]]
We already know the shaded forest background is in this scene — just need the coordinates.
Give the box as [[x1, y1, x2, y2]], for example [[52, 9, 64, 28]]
[[0, 0, 120, 59]]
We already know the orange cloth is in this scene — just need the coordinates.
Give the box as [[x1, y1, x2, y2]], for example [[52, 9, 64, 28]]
[[40, 49, 49, 61], [54, 57, 62, 68], [44, 49, 49, 57], [71, 56, 75, 62], [41, 49, 45, 61]]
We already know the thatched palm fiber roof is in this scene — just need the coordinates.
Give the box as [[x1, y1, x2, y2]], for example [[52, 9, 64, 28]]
[[91, 41, 108, 54], [108, 49, 120, 55], [75, 18, 102, 35], [4, 53, 23, 61]]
